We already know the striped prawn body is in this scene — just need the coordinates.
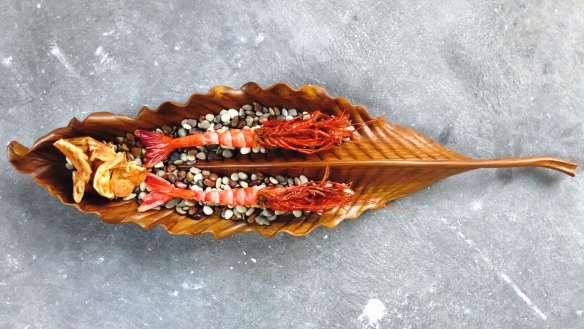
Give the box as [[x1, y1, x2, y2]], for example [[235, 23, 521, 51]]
[[201, 186, 260, 207], [171, 129, 260, 149], [139, 173, 261, 211]]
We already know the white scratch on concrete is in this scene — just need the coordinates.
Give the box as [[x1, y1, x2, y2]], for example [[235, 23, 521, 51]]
[[49, 44, 77, 76], [250, 258, 257, 263], [1, 56, 13, 67], [358, 298, 386, 328], [439, 218, 548, 321], [102, 30, 115, 36], [498, 272, 547, 320], [255, 33, 265, 46], [94, 46, 112, 66]]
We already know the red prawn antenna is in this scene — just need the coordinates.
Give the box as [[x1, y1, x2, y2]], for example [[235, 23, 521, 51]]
[[255, 111, 355, 154]]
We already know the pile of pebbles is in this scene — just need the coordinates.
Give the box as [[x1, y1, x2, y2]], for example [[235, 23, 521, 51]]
[[66, 102, 314, 225]]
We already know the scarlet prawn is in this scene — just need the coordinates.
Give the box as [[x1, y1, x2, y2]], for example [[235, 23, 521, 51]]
[[135, 111, 355, 167], [137, 172, 355, 213]]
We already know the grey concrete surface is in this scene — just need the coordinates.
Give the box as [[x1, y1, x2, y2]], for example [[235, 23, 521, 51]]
[[1, 0, 583, 328]]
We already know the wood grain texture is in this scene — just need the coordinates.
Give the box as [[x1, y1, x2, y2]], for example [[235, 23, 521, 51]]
[[6, 83, 578, 238]]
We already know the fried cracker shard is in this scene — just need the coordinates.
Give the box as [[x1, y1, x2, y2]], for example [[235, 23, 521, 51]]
[[53, 137, 146, 202], [54, 139, 93, 203]]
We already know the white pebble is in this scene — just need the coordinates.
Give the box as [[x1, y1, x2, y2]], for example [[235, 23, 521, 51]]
[[199, 120, 211, 129], [215, 180, 222, 189], [293, 210, 303, 218], [235, 206, 247, 214], [220, 113, 230, 123], [224, 209, 234, 219], [154, 162, 164, 168], [288, 109, 298, 116], [203, 206, 213, 215], [240, 147, 251, 155], [205, 114, 215, 121], [193, 173, 203, 182], [196, 152, 207, 160], [245, 208, 255, 216], [230, 173, 239, 181], [181, 119, 192, 130], [189, 167, 201, 174], [227, 109, 239, 118], [252, 147, 260, 153], [251, 174, 257, 180], [240, 181, 248, 188], [222, 177, 229, 184], [237, 172, 248, 180], [299, 175, 308, 184], [275, 210, 286, 215], [269, 177, 278, 184], [186, 155, 196, 161], [255, 216, 269, 226], [242, 104, 252, 111], [180, 153, 188, 161], [282, 108, 288, 116]]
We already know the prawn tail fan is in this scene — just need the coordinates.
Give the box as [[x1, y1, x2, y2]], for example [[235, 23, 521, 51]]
[[258, 181, 356, 212], [134, 130, 175, 167], [255, 111, 355, 154], [137, 173, 174, 212]]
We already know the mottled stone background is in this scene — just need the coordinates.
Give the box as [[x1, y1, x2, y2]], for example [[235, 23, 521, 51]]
[[1, 1, 583, 328]]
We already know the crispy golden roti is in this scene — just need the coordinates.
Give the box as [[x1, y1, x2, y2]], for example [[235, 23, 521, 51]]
[[53, 137, 145, 202]]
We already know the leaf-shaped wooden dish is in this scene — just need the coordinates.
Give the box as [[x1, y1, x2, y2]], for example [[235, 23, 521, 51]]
[[7, 83, 578, 238]]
